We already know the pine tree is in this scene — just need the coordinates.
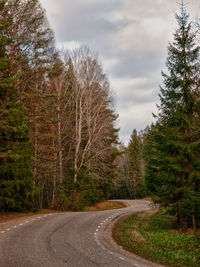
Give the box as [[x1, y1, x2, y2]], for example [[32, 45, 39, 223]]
[[128, 129, 144, 198], [0, 1, 35, 211], [143, 124, 161, 196], [1, 0, 58, 209], [149, 3, 200, 234]]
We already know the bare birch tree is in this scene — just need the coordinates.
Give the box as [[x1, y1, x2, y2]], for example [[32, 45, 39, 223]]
[[66, 47, 118, 185]]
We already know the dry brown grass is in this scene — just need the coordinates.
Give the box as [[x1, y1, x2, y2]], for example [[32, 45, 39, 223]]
[[84, 200, 126, 211], [0, 209, 60, 223], [0, 201, 126, 222]]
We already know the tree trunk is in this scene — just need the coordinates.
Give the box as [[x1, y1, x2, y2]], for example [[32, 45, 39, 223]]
[[51, 123, 57, 208], [51, 175, 56, 209], [33, 106, 38, 182], [57, 80, 63, 183], [177, 201, 181, 226], [192, 209, 197, 236], [74, 88, 83, 183]]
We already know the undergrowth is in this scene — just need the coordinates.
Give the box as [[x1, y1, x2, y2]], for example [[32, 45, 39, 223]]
[[113, 209, 200, 266]]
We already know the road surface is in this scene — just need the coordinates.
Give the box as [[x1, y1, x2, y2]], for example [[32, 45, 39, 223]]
[[0, 200, 162, 267]]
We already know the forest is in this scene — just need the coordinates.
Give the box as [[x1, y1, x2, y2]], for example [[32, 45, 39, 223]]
[[0, 0, 200, 235], [0, 0, 119, 211]]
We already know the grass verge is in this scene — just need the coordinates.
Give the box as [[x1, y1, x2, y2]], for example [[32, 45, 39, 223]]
[[113, 209, 200, 267], [84, 200, 126, 211]]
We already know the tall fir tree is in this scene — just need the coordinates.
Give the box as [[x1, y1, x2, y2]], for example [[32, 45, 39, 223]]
[[146, 3, 200, 234], [128, 129, 144, 198], [0, 1, 35, 211], [1, 0, 57, 209], [143, 124, 161, 196]]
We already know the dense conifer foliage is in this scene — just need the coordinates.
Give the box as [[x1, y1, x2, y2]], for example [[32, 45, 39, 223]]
[[111, 131, 146, 200], [128, 129, 145, 198], [2, 0, 199, 230], [0, 1, 118, 211], [144, 5, 200, 234], [0, 1, 35, 211]]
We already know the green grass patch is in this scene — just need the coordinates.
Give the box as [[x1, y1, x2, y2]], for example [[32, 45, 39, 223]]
[[113, 210, 200, 266]]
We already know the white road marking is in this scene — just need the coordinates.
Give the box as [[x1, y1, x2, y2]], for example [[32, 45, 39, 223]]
[[93, 217, 130, 264], [0, 212, 62, 237]]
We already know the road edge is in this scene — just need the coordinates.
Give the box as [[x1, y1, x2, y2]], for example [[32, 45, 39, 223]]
[[98, 209, 165, 267]]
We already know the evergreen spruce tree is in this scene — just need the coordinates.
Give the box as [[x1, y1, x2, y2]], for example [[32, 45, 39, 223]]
[[149, 3, 200, 234], [0, 1, 35, 211], [143, 124, 161, 196], [128, 129, 144, 198], [1, 0, 57, 209]]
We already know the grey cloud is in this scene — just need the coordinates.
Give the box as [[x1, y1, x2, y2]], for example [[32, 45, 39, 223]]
[[40, 0, 197, 144], [119, 111, 156, 144], [115, 80, 160, 110], [45, 0, 124, 42], [56, 18, 117, 42], [111, 51, 164, 78], [118, 91, 159, 107]]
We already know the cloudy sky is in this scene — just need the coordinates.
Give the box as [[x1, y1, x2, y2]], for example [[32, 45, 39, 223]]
[[40, 0, 199, 145]]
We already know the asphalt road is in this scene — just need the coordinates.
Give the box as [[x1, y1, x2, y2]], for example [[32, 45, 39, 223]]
[[0, 200, 154, 267]]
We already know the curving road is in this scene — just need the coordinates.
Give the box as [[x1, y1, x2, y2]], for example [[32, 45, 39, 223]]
[[0, 200, 160, 267]]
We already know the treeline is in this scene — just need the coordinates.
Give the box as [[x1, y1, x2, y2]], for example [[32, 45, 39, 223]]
[[144, 6, 200, 235], [113, 5, 200, 236], [111, 129, 146, 199], [0, 0, 118, 211]]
